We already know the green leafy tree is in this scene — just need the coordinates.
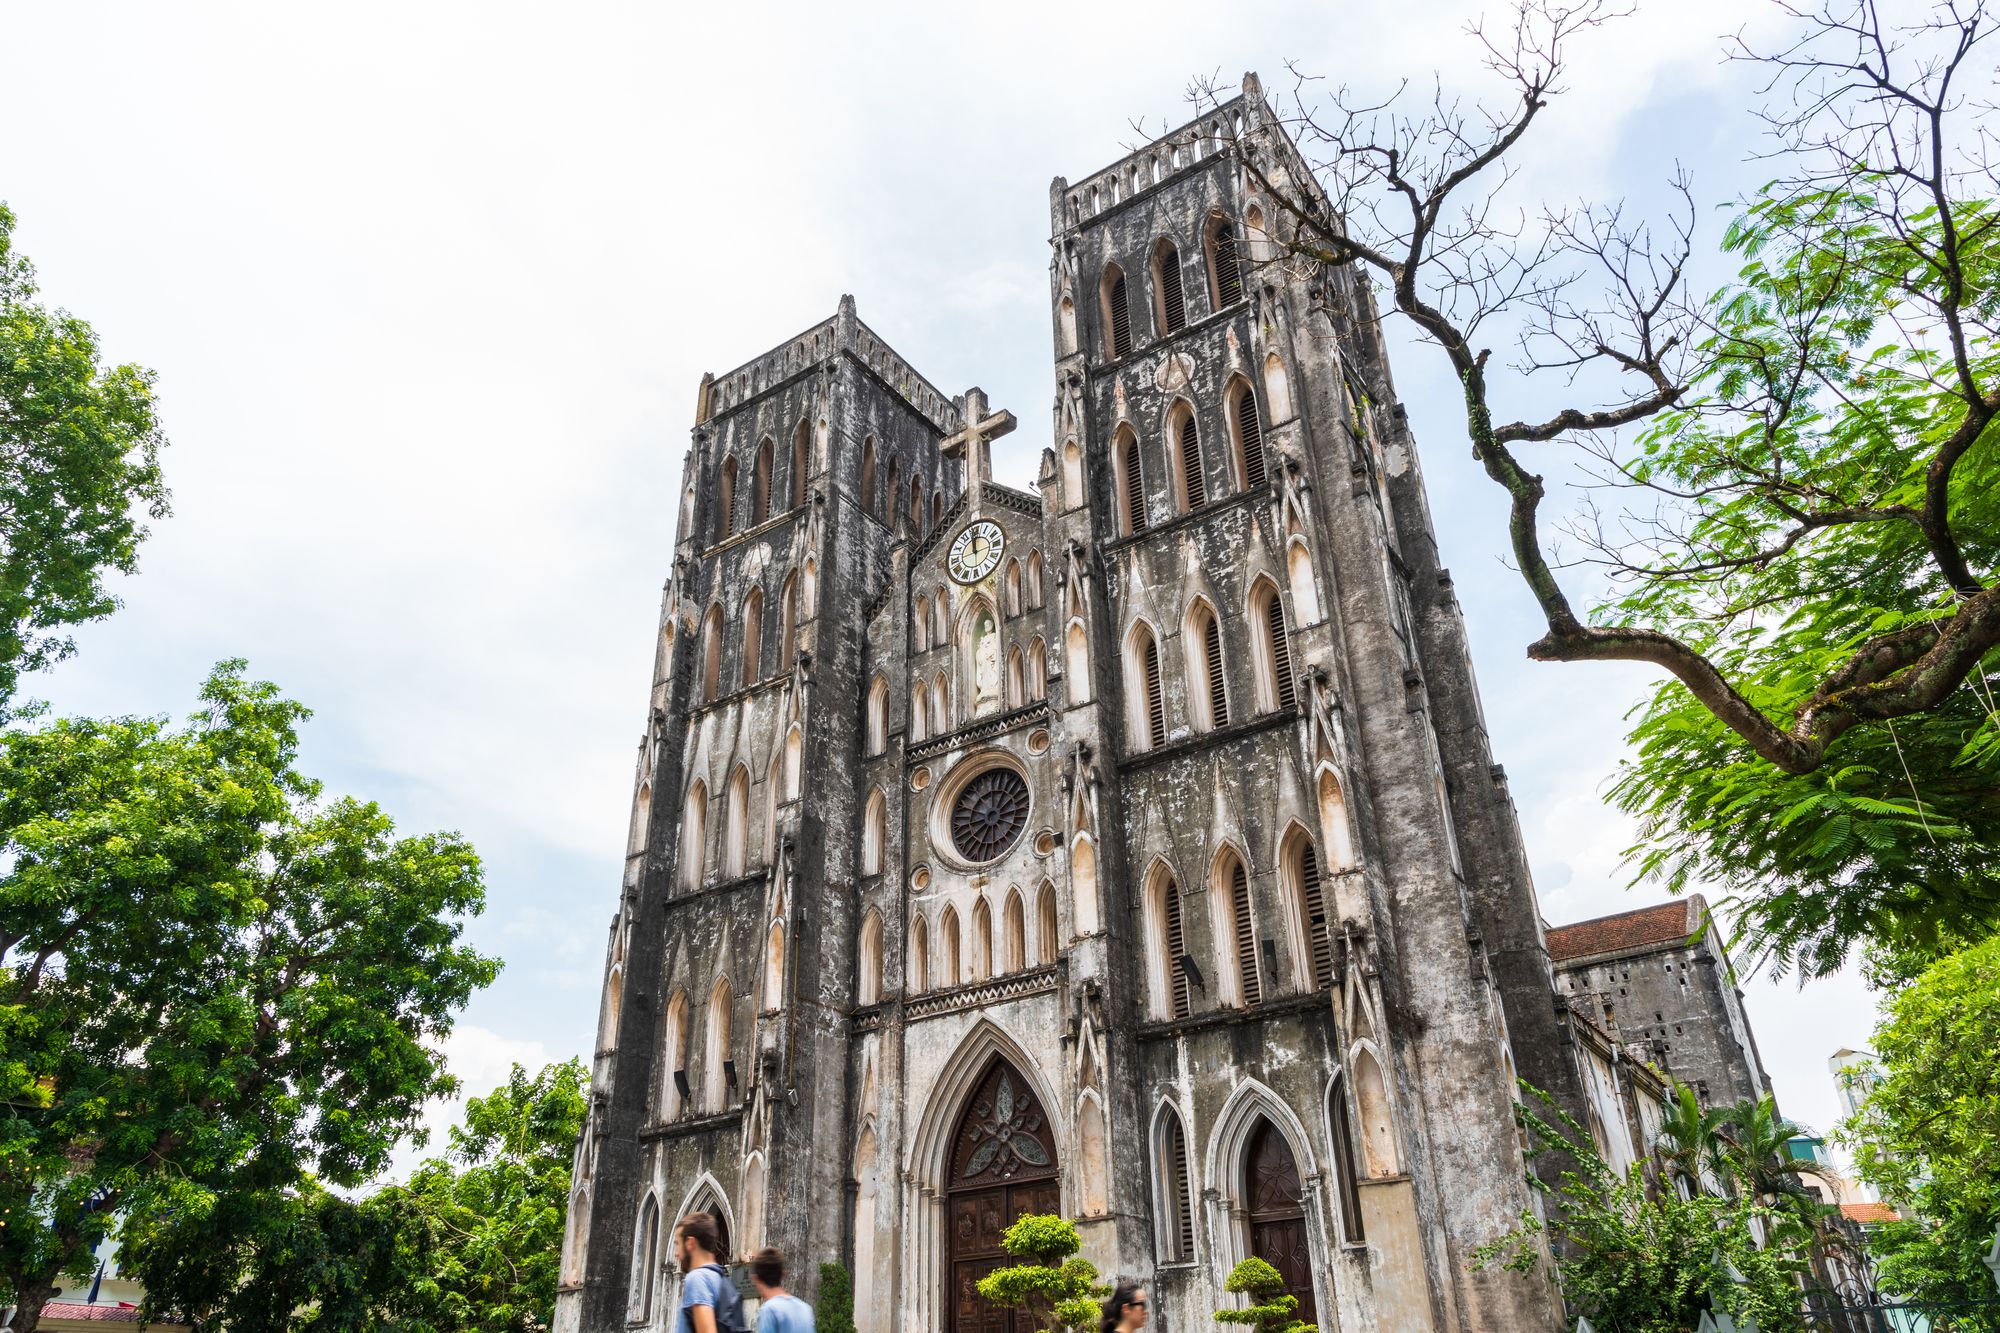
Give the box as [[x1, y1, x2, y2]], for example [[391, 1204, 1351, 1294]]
[[974, 1214, 1111, 1333], [0, 662, 499, 1332], [122, 1178, 427, 1333], [0, 203, 170, 714], [817, 1262, 857, 1333], [387, 1059, 587, 1332], [1195, 3, 2000, 976], [1477, 1087, 1811, 1333], [1839, 935, 2000, 1324], [1213, 1257, 1314, 1333], [129, 1059, 587, 1333]]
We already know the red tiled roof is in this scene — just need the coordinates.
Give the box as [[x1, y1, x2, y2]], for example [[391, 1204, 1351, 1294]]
[[1840, 1202, 1899, 1223], [1546, 899, 1698, 963], [41, 1303, 144, 1322]]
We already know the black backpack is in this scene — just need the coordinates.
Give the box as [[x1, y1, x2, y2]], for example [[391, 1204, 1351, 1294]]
[[701, 1262, 751, 1333]]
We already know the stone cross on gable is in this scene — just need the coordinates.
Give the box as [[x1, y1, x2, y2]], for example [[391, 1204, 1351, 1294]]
[[942, 387, 1016, 492]]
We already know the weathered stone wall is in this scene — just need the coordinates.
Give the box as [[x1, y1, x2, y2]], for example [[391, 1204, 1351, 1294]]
[[559, 75, 1727, 1333]]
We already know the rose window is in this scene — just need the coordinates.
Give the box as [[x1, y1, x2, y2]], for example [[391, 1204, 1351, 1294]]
[[949, 767, 1031, 862]]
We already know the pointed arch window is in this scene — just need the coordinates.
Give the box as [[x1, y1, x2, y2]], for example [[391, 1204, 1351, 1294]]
[[939, 906, 962, 987], [1216, 849, 1261, 1006], [791, 421, 810, 508], [703, 978, 732, 1113], [740, 589, 764, 686], [1250, 579, 1296, 712], [1187, 599, 1229, 731], [715, 456, 737, 543], [1284, 828, 1334, 991], [1153, 1106, 1196, 1262], [1116, 427, 1147, 536], [1102, 263, 1133, 358], [910, 912, 930, 992], [858, 910, 884, 1006], [886, 457, 902, 533], [909, 480, 924, 538], [779, 574, 798, 671], [1231, 379, 1267, 490], [1027, 636, 1047, 700], [752, 437, 774, 525], [1007, 646, 1025, 708], [866, 675, 889, 755], [1002, 889, 1026, 972], [1065, 620, 1091, 706], [1128, 624, 1166, 750], [1004, 559, 1022, 616], [911, 684, 928, 742], [662, 990, 690, 1119], [700, 606, 723, 703], [1328, 1072, 1367, 1243], [723, 767, 749, 878], [1172, 402, 1206, 511], [1026, 550, 1044, 609], [860, 437, 877, 518], [1207, 216, 1243, 307], [629, 782, 652, 856], [764, 922, 785, 1012], [933, 671, 950, 733], [862, 788, 887, 877], [971, 897, 994, 981], [1148, 869, 1192, 1020], [914, 594, 931, 652], [630, 1194, 661, 1321], [1264, 351, 1293, 421], [1153, 240, 1187, 334], [1036, 882, 1059, 965], [679, 780, 707, 891]]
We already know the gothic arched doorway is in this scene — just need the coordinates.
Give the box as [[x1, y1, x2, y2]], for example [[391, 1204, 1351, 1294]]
[[945, 1057, 1061, 1333], [1245, 1117, 1317, 1325]]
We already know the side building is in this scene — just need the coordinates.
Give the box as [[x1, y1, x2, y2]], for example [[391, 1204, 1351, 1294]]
[[1548, 895, 1769, 1110]]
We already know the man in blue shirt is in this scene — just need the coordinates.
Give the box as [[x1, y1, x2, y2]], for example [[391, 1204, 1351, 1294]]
[[673, 1212, 745, 1333], [749, 1247, 815, 1333]]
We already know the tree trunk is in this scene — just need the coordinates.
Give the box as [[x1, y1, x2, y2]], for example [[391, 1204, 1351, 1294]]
[[7, 1268, 63, 1333]]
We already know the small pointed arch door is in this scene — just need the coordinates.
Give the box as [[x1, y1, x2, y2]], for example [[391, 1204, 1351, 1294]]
[[1244, 1117, 1317, 1325], [945, 1057, 1062, 1333]]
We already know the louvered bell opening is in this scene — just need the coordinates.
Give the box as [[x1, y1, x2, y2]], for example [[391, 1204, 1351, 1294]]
[[1213, 225, 1243, 306], [1180, 415, 1205, 509], [1123, 440, 1147, 534], [1300, 842, 1334, 990], [1167, 1116, 1195, 1258], [1232, 859, 1261, 1005], [755, 457, 772, 524], [1110, 276, 1133, 357], [1203, 614, 1228, 727], [1238, 387, 1266, 488], [1164, 881, 1191, 1019], [1143, 636, 1166, 748], [1266, 593, 1296, 711], [1159, 246, 1187, 333]]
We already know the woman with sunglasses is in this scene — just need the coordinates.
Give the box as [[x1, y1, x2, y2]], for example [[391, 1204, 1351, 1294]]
[[1100, 1282, 1149, 1333]]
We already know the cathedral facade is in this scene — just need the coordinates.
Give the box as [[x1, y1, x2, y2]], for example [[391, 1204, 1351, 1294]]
[[558, 76, 1651, 1333]]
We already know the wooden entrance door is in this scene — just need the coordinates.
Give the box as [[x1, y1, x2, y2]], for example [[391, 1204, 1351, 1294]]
[[1246, 1118, 1318, 1326], [945, 1058, 1061, 1333]]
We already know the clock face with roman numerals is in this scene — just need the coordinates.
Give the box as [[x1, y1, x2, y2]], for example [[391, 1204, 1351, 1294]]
[[947, 520, 1005, 585]]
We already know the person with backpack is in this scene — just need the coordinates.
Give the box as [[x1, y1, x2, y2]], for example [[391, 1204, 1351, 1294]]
[[673, 1212, 749, 1333], [748, 1247, 815, 1332]]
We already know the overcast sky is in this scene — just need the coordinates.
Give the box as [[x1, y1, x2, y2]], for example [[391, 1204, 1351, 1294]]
[[1, 1, 1883, 1166]]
